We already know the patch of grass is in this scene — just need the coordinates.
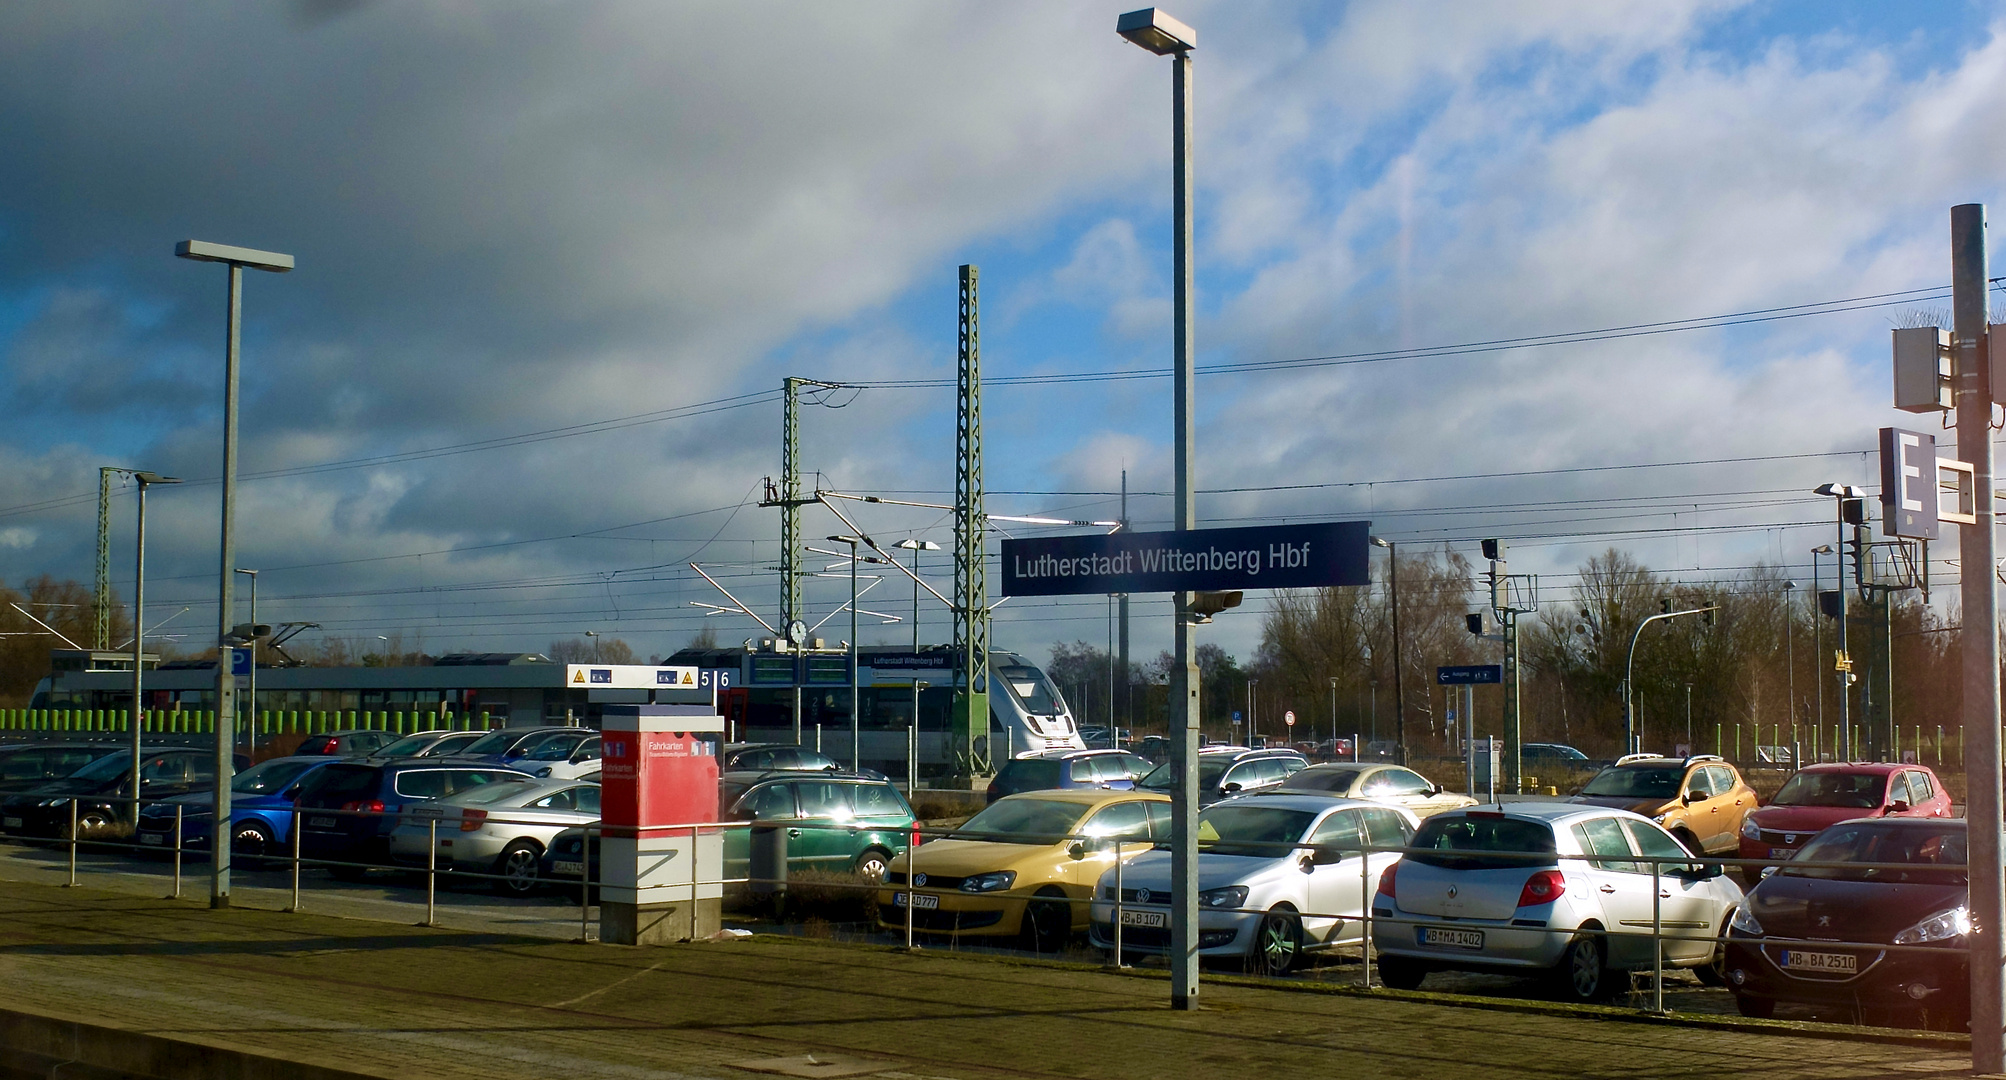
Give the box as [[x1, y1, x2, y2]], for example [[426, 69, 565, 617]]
[[725, 869, 881, 925]]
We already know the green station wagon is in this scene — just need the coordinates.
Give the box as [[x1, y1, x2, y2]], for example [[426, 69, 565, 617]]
[[721, 770, 917, 882]]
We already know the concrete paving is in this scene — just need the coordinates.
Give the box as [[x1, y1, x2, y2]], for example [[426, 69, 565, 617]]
[[0, 876, 1980, 1080]]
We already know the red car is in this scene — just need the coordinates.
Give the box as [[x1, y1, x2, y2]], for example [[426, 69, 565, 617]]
[[1737, 762, 1952, 863]]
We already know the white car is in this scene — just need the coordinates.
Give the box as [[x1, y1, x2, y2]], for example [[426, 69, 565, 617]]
[[523, 733, 602, 780], [1371, 803, 1744, 1001], [1088, 794, 1418, 975], [1264, 762, 1478, 819], [387, 778, 600, 895]]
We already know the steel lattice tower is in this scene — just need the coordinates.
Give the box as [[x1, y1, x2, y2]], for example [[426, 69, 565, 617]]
[[94, 467, 114, 649], [953, 265, 991, 776]]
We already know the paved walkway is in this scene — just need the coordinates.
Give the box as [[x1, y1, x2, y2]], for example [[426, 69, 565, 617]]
[[0, 878, 1977, 1080]]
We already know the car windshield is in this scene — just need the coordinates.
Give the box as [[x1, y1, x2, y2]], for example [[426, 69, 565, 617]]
[[1770, 771, 1886, 809], [376, 733, 442, 757], [996, 665, 1063, 715], [1579, 766, 1682, 798], [232, 759, 319, 795], [521, 734, 583, 761], [459, 730, 516, 757], [1786, 822, 1966, 884], [1138, 758, 1232, 792], [1191, 805, 1316, 858], [69, 752, 134, 782], [1407, 815, 1558, 871], [951, 798, 1090, 843]]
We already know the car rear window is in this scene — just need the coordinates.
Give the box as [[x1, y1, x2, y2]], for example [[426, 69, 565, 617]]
[[1408, 815, 1558, 871], [996, 759, 1062, 789], [299, 763, 381, 806]]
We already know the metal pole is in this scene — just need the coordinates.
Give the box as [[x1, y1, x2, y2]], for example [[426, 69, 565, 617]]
[[1953, 201, 2003, 1075], [287, 807, 301, 911], [1167, 41, 1200, 1012], [1651, 860, 1664, 1013], [580, 825, 591, 942], [170, 804, 182, 899], [850, 544, 860, 772], [1113, 844, 1126, 966], [425, 817, 437, 927], [689, 823, 700, 942], [212, 261, 242, 910], [903, 842, 915, 950], [130, 478, 148, 823], [1386, 541, 1407, 765], [66, 799, 78, 887], [245, 571, 257, 756], [1359, 833, 1372, 988], [1834, 501, 1850, 763]]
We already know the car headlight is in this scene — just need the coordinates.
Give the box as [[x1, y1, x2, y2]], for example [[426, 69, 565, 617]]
[[1199, 885, 1249, 910], [1739, 818, 1760, 840], [534, 767, 553, 777], [1729, 905, 1764, 936], [1894, 907, 1971, 945], [1651, 813, 1669, 824], [961, 871, 1017, 893]]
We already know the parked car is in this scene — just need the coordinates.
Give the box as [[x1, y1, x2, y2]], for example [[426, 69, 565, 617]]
[[295, 729, 401, 757], [984, 748, 1152, 804], [1077, 727, 1131, 750], [1564, 754, 1757, 855], [720, 770, 916, 883], [1092, 795, 1418, 975], [719, 743, 843, 773], [524, 734, 602, 780], [371, 730, 488, 759], [0, 748, 240, 838], [1137, 748, 1308, 806], [1521, 743, 1598, 778], [1134, 735, 1172, 764], [0, 742, 127, 795], [878, 790, 1169, 951], [456, 725, 581, 764], [541, 825, 598, 888], [135, 755, 336, 859], [1738, 763, 1953, 866], [292, 759, 534, 875], [1269, 763, 1477, 819], [1371, 804, 1744, 1000], [1311, 737, 1357, 762], [388, 777, 601, 895], [1725, 817, 1968, 1029]]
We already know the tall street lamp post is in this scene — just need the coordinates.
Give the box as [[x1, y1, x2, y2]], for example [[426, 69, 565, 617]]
[[1371, 537, 1407, 763], [1118, 4, 1200, 1010], [828, 535, 883, 771], [176, 239, 292, 910], [1814, 484, 1866, 761], [126, 471, 181, 823], [1782, 579, 1796, 756], [1811, 545, 1832, 749]]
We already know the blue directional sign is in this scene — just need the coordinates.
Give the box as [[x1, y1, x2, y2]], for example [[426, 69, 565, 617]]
[[1000, 521, 1370, 597], [1436, 665, 1502, 685], [228, 647, 253, 676]]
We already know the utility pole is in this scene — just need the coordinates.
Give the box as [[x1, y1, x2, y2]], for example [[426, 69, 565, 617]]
[[1951, 202, 2002, 1075], [763, 376, 836, 743], [1118, 470, 1130, 734], [952, 265, 991, 785], [95, 467, 114, 650]]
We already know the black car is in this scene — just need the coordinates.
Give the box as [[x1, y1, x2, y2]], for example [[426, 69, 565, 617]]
[[1725, 817, 1969, 1029], [0, 748, 238, 838], [295, 729, 401, 756], [1136, 747, 1308, 806], [983, 748, 1152, 803], [369, 729, 488, 759], [0, 742, 127, 796], [292, 759, 532, 875], [720, 743, 843, 773]]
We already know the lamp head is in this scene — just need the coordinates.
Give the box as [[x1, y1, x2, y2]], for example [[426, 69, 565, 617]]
[[894, 539, 942, 551], [1813, 483, 1867, 499], [826, 534, 862, 546], [132, 471, 181, 486], [1370, 536, 1392, 549], [175, 240, 293, 273], [1116, 8, 1196, 54]]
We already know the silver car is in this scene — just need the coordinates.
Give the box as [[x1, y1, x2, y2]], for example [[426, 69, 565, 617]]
[[388, 778, 600, 896], [1371, 804, 1744, 1001], [1088, 795, 1418, 975]]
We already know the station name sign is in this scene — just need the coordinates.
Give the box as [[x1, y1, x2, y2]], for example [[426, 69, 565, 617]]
[[1000, 521, 1371, 597]]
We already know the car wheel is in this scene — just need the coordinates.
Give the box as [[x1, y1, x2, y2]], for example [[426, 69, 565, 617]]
[[1733, 993, 1776, 1019], [1248, 907, 1302, 977], [1020, 890, 1071, 954], [1376, 955, 1427, 991], [493, 840, 543, 896], [1671, 829, 1703, 857], [1551, 928, 1613, 1002], [232, 822, 273, 866], [854, 848, 892, 884], [1693, 918, 1730, 988]]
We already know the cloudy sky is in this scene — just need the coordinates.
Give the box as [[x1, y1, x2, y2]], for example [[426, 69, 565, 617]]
[[1, 0, 2002, 674]]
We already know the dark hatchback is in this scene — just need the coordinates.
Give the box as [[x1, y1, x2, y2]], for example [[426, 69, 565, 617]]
[[295, 729, 401, 756], [1725, 818, 1969, 1029], [984, 749, 1152, 803], [293, 759, 531, 874], [0, 748, 240, 838], [0, 742, 127, 796]]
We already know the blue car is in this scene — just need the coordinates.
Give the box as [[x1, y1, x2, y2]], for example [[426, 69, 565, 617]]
[[136, 755, 336, 860], [293, 758, 533, 875], [983, 748, 1153, 804]]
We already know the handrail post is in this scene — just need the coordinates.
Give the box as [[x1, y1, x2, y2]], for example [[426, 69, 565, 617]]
[[689, 823, 699, 942], [170, 804, 183, 899], [66, 798, 78, 887], [287, 806, 301, 912], [424, 816, 437, 927], [903, 840, 915, 950], [580, 825, 592, 943], [1113, 842, 1125, 966], [1651, 858, 1664, 1013], [1360, 836, 1372, 988]]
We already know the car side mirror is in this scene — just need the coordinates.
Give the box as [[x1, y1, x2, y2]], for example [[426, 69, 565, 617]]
[[1220, 782, 1242, 794], [1067, 841, 1089, 861], [1683, 862, 1722, 881], [1683, 789, 1703, 804], [1429, 785, 1443, 797], [1759, 865, 1779, 879], [1888, 800, 1911, 815], [1310, 845, 1342, 866]]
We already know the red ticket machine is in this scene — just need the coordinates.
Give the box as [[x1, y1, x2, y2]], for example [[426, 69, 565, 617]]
[[599, 704, 723, 945]]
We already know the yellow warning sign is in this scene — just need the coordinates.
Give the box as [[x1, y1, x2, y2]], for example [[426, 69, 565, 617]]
[[572, 670, 585, 683]]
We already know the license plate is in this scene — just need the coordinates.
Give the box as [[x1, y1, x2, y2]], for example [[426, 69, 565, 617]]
[[893, 892, 940, 910], [1781, 950, 1857, 973], [139, 833, 164, 846], [2, 817, 20, 828], [1769, 846, 1794, 858], [308, 816, 337, 829], [551, 860, 583, 876], [1420, 927, 1485, 950], [1118, 908, 1168, 928]]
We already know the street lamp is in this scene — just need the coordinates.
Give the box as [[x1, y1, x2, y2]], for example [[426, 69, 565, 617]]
[[234, 568, 258, 755], [1811, 545, 1832, 753], [177, 238, 292, 911], [891, 540, 939, 650], [584, 629, 601, 662], [1370, 536, 1408, 763], [1327, 677, 1338, 753], [1119, 3, 1201, 1010], [828, 535, 868, 770], [1782, 579, 1796, 759], [1814, 483, 1866, 760], [126, 470, 181, 823]]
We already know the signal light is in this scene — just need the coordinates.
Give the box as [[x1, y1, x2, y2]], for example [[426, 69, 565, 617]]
[[1465, 613, 1484, 636], [1660, 598, 1673, 615], [1481, 539, 1502, 561]]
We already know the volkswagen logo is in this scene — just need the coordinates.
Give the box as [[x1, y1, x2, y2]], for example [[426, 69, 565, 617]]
[[913, 873, 927, 887], [1136, 888, 1152, 904]]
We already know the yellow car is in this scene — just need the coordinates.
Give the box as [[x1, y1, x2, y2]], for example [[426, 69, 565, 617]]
[[878, 789, 1168, 952]]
